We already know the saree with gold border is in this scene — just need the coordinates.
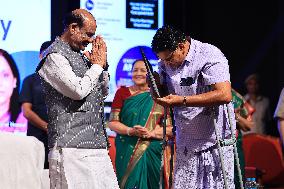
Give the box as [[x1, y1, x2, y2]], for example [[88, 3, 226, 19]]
[[110, 87, 172, 189]]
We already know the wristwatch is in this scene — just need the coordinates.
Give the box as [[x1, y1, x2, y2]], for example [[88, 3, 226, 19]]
[[183, 96, 187, 106]]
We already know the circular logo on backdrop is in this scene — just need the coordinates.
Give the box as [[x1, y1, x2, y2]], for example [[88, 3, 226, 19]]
[[85, 0, 94, 11], [115, 46, 159, 87]]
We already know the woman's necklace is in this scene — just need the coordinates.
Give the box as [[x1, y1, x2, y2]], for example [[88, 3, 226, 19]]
[[130, 85, 149, 94]]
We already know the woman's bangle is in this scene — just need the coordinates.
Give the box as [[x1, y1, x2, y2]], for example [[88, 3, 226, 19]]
[[127, 127, 131, 136]]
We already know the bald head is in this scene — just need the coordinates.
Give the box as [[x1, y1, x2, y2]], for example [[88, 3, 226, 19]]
[[63, 9, 96, 29], [61, 9, 97, 52]]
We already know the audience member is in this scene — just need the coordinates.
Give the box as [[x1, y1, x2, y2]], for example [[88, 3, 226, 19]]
[[19, 41, 52, 169], [108, 60, 173, 189], [244, 74, 271, 135]]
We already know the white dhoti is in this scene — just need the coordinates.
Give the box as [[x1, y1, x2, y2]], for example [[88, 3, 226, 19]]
[[49, 147, 119, 189]]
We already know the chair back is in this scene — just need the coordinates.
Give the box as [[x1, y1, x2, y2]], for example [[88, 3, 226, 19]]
[[243, 133, 284, 183]]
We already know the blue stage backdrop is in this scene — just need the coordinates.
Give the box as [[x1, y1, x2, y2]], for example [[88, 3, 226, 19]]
[[0, 0, 51, 135], [81, 0, 164, 101]]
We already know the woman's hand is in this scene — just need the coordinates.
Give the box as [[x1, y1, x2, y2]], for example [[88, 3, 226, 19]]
[[133, 125, 153, 139]]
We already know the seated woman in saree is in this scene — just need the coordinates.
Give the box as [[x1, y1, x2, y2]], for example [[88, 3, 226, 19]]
[[108, 59, 173, 189]]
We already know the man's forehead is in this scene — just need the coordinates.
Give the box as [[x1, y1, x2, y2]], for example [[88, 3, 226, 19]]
[[82, 19, 97, 31]]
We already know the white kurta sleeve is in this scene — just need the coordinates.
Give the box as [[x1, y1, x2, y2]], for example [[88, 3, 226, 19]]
[[38, 53, 104, 100], [101, 71, 109, 98]]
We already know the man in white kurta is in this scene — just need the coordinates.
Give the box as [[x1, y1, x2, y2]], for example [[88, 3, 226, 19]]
[[38, 9, 119, 189]]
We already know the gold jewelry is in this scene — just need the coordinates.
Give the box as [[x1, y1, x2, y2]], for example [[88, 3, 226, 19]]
[[127, 127, 131, 136]]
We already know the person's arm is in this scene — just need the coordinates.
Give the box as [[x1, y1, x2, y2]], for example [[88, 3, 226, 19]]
[[108, 121, 137, 136], [39, 36, 107, 100], [155, 81, 232, 107], [134, 124, 172, 139], [22, 103, 48, 132], [150, 125, 173, 139], [108, 121, 173, 139], [132, 110, 173, 139], [236, 113, 254, 132], [108, 87, 138, 136], [38, 53, 104, 100], [109, 96, 173, 139], [156, 47, 232, 107], [19, 75, 47, 132]]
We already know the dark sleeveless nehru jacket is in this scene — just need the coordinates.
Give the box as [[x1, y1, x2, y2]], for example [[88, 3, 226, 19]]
[[39, 38, 108, 149]]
